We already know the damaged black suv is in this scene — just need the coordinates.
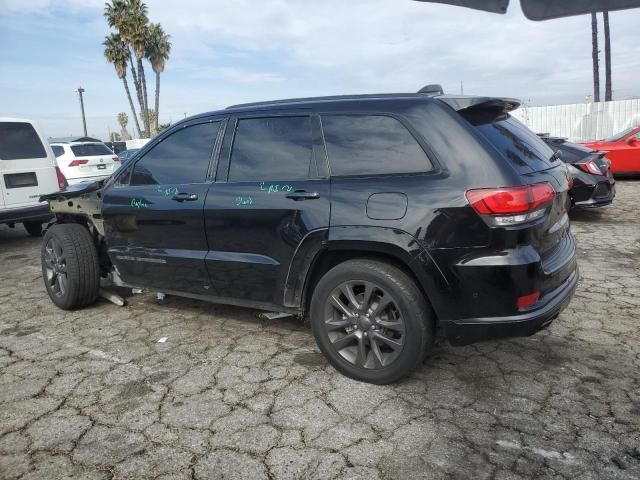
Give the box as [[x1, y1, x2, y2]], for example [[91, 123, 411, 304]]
[[40, 87, 577, 384]]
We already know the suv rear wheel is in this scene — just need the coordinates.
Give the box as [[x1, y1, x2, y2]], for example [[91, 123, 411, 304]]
[[310, 259, 433, 384], [41, 224, 100, 310]]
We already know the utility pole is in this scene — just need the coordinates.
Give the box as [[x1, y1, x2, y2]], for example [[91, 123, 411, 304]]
[[75, 87, 88, 136], [603, 11, 612, 101], [460, 81, 464, 95], [591, 12, 600, 102]]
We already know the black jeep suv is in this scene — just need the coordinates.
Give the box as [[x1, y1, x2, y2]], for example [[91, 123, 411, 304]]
[[40, 89, 577, 384]]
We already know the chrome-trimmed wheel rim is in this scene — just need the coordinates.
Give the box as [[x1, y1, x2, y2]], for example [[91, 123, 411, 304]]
[[323, 280, 405, 369], [44, 237, 67, 298]]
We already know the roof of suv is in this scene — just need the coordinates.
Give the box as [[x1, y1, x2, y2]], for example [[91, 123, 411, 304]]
[[49, 136, 103, 144], [224, 93, 521, 114]]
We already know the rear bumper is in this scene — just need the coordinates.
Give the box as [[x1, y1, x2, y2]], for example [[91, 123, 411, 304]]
[[66, 174, 111, 186], [0, 204, 53, 224], [441, 267, 578, 346], [572, 180, 615, 208]]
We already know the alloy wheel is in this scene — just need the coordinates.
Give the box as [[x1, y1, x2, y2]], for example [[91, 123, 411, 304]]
[[44, 237, 67, 298], [322, 280, 405, 369]]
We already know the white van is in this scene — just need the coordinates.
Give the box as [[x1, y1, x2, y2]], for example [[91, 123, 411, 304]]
[[0, 118, 63, 236]]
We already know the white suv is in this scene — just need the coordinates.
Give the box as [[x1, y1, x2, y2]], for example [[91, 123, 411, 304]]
[[50, 138, 120, 185], [0, 118, 64, 236]]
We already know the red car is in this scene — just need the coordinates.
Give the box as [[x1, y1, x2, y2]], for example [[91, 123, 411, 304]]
[[582, 126, 640, 175]]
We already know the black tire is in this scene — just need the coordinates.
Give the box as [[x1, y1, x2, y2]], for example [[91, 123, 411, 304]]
[[23, 221, 44, 237], [41, 223, 100, 310], [309, 259, 434, 384]]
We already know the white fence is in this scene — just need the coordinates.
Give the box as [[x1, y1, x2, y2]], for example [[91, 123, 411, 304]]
[[512, 99, 640, 142]]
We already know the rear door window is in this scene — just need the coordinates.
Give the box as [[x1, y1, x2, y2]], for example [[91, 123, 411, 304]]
[[228, 116, 315, 181], [469, 115, 557, 173], [130, 121, 220, 185], [0, 122, 47, 160], [70, 144, 113, 157], [321, 115, 433, 176]]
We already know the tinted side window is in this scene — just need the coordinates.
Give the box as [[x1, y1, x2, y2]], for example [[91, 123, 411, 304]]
[[322, 115, 432, 176], [470, 115, 556, 173], [130, 122, 220, 185], [0, 122, 47, 160], [51, 146, 65, 157], [228, 116, 313, 181]]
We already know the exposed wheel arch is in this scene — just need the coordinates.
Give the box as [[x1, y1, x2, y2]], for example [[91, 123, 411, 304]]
[[302, 248, 439, 324]]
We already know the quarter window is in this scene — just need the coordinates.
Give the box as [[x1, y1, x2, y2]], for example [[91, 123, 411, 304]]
[[130, 122, 220, 185], [228, 116, 314, 181], [321, 115, 433, 176], [51, 146, 65, 157]]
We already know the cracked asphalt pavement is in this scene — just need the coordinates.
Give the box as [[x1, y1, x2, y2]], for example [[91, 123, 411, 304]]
[[1, 181, 639, 480]]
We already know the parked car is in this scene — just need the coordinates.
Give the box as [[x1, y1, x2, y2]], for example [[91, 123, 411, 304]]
[[50, 137, 120, 185], [39, 88, 577, 383], [581, 126, 640, 175], [539, 135, 615, 208], [0, 118, 65, 236], [117, 148, 140, 162]]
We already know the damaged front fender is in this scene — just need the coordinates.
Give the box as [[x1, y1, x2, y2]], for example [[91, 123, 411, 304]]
[[40, 179, 107, 236]]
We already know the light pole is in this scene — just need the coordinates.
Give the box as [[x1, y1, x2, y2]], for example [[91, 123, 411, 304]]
[[75, 87, 87, 136]]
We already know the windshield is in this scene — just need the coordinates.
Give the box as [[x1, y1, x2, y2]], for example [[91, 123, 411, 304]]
[[605, 126, 637, 142]]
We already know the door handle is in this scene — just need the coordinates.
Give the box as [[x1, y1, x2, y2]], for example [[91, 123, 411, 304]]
[[285, 190, 320, 201], [172, 192, 198, 202]]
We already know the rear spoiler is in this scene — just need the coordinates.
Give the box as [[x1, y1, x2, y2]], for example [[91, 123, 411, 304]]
[[435, 95, 521, 113]]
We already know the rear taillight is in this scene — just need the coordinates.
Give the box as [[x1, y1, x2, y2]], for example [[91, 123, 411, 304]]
[[517, 292, 540, 309], [112, 156, 120, 162], [465, 182, 555, 226], [55, 167, 67, 190], [576, 159, 602, 175], [69, 159, 88, 167]]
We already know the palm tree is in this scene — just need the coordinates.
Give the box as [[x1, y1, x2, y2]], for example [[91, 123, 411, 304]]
[[117, 112, 132, 140], [591, 11, 600, 102], [144, 109, 157, 135], [146, 23, 171, 132], [104, 0, 150, 136], [103, 33, 141, 137], [105, 0, 142, 114], [603, 11, 612, 101], [126, 0, 151, 135]]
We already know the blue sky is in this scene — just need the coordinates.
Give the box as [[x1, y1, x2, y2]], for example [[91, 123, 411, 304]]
[[1, 0, 639, 141]]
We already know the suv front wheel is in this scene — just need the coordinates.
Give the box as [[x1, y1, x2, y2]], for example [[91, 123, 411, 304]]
[[41, 223, 100, 310], [310, 259, 434, 384]]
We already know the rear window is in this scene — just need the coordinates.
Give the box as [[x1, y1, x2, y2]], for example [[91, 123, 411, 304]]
[[70, 143, 113, 157], [0, 122, 47, 160], [322, 115, 433, 176], [470, 115, 557, 173]]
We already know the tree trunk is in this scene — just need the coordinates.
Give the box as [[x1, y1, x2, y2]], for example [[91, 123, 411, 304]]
[[128, 48, 146, 135], [591, 12, 600, 102], [123, 76, 142, 137], [603, 11, 612, 101], [155, 71, 160, 133], [138, 58, 150, 136]]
